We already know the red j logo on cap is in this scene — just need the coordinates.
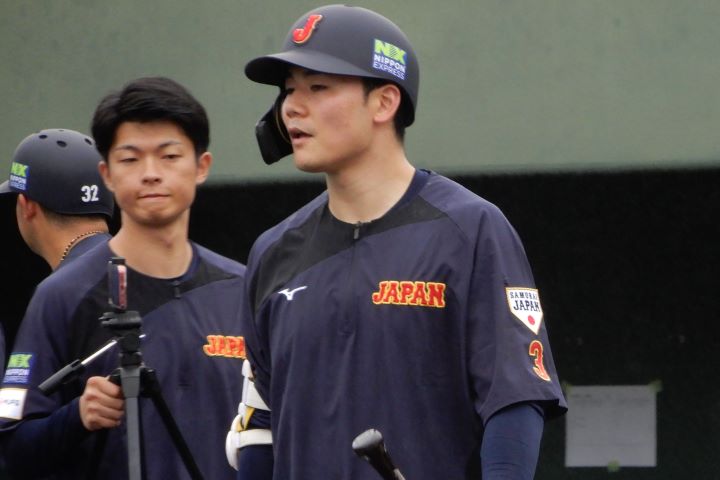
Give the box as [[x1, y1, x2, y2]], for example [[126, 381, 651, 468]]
[[293, 14, 323, 44]]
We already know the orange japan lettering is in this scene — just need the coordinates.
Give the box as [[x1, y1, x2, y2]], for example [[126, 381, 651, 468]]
[[203, 335, 245, 359], [371, 280, 446, 308]]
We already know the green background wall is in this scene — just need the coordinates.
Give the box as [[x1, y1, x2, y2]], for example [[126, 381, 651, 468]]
[[1, 1, 719, 478], [2, 0, 720, 182]]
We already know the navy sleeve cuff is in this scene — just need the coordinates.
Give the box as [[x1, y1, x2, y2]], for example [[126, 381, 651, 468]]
[[2, 397, 91, 477], [480, 402, 544, 480]]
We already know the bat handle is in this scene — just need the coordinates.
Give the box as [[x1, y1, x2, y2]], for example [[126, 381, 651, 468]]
[[352, 429, 406, 480]]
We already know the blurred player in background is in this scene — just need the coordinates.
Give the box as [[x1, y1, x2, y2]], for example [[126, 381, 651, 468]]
[[0, 127, 113, 397]]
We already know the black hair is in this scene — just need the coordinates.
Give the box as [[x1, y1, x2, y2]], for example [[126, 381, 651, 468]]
[[361, 77, 408, 141], [91, 76, 210, 159]]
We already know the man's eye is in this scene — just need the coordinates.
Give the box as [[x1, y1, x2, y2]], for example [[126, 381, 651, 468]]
[[310, 84, 327, 92]]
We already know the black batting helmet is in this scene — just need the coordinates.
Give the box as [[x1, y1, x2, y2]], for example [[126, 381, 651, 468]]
[[245, 4, 419, 164], [0, 129, 114, 217]]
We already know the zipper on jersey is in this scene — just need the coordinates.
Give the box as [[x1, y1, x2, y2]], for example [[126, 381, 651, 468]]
[[342, 222, 363, 335], [353, 221, 362, 240]]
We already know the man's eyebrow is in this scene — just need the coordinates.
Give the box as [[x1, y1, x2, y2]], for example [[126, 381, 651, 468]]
[[285, 68, 322, 80], [112, 140, 183, 152], [112, 144, 140, 152]]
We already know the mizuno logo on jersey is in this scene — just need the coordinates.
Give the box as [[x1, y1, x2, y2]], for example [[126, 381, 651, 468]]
[[203, 335, 245, 358], [278, 286, 308, 301], [371, 280, 446, 308]]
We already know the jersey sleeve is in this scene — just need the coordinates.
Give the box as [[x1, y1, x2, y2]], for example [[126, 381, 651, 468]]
[[0, 277, 87, 469], [0, 279, 77, 426], [466, 205, 567, 423]]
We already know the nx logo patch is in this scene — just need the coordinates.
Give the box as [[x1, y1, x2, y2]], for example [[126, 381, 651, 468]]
[[8, 162, 29, 191], [506, 287, 543, 334], [372, 280, 446, 308], [203, 335, 245, 359], [293, 14, 323, 44], [3, 353, 33, 385], [372, 39, 407, 80]]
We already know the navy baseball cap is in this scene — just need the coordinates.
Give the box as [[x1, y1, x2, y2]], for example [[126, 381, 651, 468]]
[[0, 129, 114, 217], [245, 4, 419, 164]]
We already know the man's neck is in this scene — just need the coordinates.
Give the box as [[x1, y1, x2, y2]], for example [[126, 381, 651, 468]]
[[109, 220, 192, 279], [46, 221, 109, 270], [326, 146, 415, 224]]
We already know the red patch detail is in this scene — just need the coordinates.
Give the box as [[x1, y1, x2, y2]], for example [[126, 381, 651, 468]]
[[203, 335, 245, 358], [293, 14, 323, 44], [528, 340, 551, 382], [528, 315, 535, 325]]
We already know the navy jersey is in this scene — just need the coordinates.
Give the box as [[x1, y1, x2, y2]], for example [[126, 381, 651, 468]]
[[0, 241, 245, 480], [241, 170, 567, 480]]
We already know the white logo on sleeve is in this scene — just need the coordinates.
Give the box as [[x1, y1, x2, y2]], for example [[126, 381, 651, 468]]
[[278, 286, 307, 301], [0, 388, 27, 420], [506, 287, 543, 335]]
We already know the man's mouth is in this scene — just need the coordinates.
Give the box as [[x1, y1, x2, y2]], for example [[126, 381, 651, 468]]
[[288, 127, 311, 140]]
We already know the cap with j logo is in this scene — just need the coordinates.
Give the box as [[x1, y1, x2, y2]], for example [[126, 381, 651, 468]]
[[244, 4, 419, 164]]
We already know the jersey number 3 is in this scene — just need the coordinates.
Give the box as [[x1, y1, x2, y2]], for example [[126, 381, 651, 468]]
[[528, 340, 551, 381]]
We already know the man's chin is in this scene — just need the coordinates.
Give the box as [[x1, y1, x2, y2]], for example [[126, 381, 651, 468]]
[[293, 157, 325, 174]]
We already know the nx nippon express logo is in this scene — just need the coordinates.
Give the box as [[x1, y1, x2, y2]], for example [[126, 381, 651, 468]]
[[8, 162, 28, 191], [3, 353, 33, 385], [372, 39, 407, 80]]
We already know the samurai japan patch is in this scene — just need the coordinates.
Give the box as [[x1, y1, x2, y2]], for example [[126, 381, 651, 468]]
[[506, 287, 543, 334]]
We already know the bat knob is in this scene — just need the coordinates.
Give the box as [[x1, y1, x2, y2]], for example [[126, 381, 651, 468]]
[[352, 428, 405, 480], [352, 428, 384, 455]]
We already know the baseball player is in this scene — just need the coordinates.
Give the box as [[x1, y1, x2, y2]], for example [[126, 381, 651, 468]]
[[238, 4, 568, 479], [0, 128, 114, 270], [0, 128, 113, 415], [0, 77, 245, 479]]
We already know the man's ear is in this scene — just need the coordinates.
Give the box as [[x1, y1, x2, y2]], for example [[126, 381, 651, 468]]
[[196, 151, 213, 185], [98, 161, 114, 192], [372, 83, 402, 125], [16, 193, 38, 220]]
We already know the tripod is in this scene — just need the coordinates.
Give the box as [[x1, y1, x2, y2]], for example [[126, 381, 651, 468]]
[[40, 257, 203, 479], [91, 308, 204, 480]]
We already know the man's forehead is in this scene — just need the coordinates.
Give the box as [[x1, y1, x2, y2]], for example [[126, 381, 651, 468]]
[[110, 121, 191, 151], [285, 67, 358, 83]]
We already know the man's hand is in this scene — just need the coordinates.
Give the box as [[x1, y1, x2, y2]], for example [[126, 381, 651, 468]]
[[79, 376, 124, 431]]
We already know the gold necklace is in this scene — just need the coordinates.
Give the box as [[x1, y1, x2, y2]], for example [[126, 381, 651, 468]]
[[61, 230, 104, 261]]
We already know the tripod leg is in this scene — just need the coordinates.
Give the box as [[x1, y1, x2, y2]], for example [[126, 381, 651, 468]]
[[120, 365, 144, 480], [89, 369, 144, 480], [141, 368, 204, 480]]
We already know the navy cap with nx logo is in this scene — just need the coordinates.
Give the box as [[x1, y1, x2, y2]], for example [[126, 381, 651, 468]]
[[0, 129, 114, 217], [244, 4, 419, 164]]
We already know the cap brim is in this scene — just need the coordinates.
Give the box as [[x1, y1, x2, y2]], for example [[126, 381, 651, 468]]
[[0, 180, 14, 195], [245, 50, 373, 86]]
